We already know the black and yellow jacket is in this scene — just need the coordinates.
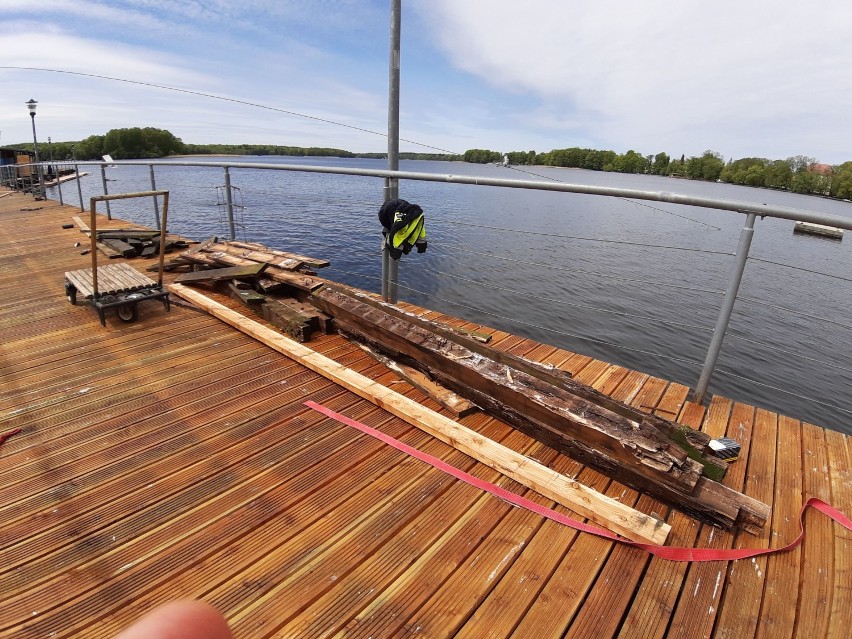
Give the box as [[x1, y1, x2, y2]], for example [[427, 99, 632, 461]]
[[378, 199, 427, 260]]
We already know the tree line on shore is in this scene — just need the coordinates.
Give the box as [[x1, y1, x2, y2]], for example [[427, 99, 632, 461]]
[[4, 126, 850, 199], [465, 148, 852, 199]]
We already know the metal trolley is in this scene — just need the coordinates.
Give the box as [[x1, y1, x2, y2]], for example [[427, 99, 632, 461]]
[[64, 191, 171, 327]]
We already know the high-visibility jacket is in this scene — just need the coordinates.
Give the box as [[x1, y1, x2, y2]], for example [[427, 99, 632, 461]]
[[378, 199, 427, 260]]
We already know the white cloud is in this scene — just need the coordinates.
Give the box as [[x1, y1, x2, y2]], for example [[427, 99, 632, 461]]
[[415, 0, 852, 161]]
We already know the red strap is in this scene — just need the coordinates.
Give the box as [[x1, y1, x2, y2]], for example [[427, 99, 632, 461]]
[[305, 401, 852, 562], [0, 428, 21, 449]]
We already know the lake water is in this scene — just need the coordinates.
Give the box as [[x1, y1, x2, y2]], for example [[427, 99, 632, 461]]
[[51, 156, 852, 434]]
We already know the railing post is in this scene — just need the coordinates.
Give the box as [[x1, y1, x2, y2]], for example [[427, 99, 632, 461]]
[[74, 163, 84, 212], [383, 0, 402, 304], [100, 164, 112, 219], [223, 167, 236, 240], [693, 212, 757, 404], [149, 165, 161, 230]]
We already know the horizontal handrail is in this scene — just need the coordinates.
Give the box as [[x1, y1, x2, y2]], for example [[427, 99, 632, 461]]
[[24, 159, 852, 230]]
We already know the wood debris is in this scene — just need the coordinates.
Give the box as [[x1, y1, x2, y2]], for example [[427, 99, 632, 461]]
[[308, 283, 770, 533], [165, 239, 333, 342], [70, 215, 192, 259]]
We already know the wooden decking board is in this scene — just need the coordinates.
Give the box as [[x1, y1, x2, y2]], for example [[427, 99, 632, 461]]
[[285, 440, 563, 638], [667, 400, 752, 639], [825, 429, 852, 639], [0, 339, 284, 472], [2, 190, 851, 638], [754, 414, 803, 639], [0, 316, 237, 407], [9, 391, 372, 637], [616, 402, 706, 639], [503, 372, 662, 637], [87, 402, 415, 637], [0, 337, 273, 455], [794, 423, 834, 637], [713, 407, 777, 637], [223, 422, 535, 637], [564, 382, 689, 638], [0, 355, 306, 520], [448, 458, 586, 638], [0, 312, 210, 376], [3, 385, 356, 596], [0, 362, 321, 552]]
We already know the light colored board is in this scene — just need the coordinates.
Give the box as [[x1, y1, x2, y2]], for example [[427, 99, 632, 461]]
[[169, 282, 671, 545]]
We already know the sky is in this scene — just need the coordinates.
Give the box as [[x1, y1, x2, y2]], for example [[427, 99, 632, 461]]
[[1, 0, 851, 164]]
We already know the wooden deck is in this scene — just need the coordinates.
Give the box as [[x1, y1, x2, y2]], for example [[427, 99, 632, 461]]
[[1, 189, 849, 638]]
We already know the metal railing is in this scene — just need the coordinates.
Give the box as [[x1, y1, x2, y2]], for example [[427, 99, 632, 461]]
[[6, 158, 852, 419]]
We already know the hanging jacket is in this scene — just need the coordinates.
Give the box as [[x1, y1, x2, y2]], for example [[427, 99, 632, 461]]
[[378, 199, 427, 260]]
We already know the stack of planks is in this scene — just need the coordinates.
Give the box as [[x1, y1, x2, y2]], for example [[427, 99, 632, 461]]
[[309, 283, 772, 534], [71, 215, 192, 259], [164, 239, 334, 343]]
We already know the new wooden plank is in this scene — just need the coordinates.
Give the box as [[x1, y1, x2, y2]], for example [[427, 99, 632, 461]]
[[169, 283, 670, 544]]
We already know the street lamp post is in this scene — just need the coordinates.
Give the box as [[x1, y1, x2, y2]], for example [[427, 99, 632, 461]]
[[26, 98, 46, 200]]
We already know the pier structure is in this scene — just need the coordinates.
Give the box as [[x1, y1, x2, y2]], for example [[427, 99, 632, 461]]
[[1, 188, 850, 638]]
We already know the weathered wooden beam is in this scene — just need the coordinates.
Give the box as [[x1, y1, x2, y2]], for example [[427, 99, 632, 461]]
[[261, 298, 315, 342], [317, 289, 702, 490], [174, 262, 268, 284], [312, 287, 767, 532], [204, 242, 305, 271], [224, 240, 331, 269], [168, 282, 670, 545], [321, 283, 725, 478], [356, 342, 479, 417], [181, 250, 324, 293]]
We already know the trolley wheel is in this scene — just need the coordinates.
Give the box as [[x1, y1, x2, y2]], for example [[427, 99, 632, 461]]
[[66, 283, 77, 305], [116, 303, 139, 323]]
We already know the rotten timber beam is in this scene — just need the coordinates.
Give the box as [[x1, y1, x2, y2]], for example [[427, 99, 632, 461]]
[[310, 285, 768, 533]]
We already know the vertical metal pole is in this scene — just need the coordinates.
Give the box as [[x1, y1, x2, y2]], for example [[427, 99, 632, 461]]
[[693, 213, 757, 404], [149, 165, 161, 230], [100, 164, 112, 219], [157, 192, 169, 288], [72, 145, 84, 212], [29, 114, 45, 200], [223, 167, 236, 240], [49, 139, 64, 206], [383, 0, 402, 303]]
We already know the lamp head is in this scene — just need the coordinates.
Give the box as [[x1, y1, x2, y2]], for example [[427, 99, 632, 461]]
[[26, 99, 38, 117]]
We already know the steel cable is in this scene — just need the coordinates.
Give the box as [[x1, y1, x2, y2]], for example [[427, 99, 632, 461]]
[[393, 280, 704, 367], [417, 266, 714, 332], [450, 221, 734, 255], [715, 368, 852, 417]]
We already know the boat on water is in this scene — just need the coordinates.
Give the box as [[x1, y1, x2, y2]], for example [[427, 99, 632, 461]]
[[794, 220, 844, 239]]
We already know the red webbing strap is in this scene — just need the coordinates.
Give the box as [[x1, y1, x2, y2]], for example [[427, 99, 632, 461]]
[[305, 401, 852, 562], [0, 428, 21, 449]]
